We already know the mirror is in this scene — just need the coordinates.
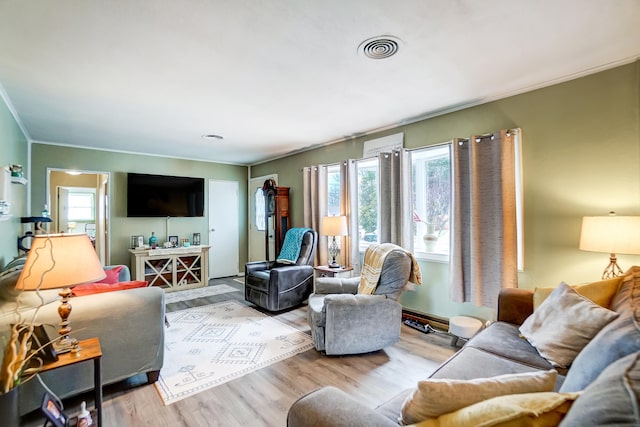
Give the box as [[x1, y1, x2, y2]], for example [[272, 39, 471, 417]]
[[47, 169, 110, 265]]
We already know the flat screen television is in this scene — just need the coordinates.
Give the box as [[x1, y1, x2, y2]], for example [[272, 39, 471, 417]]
[[127, 173, 205, 217]]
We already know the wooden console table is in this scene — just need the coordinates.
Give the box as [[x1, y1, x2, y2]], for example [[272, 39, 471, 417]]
[[129, 245, 210, 292]]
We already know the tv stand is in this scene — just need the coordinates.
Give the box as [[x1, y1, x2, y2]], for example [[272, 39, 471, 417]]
[[129, 246, 210, 291]]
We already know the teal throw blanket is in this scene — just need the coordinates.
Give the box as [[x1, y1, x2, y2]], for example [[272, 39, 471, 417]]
[[277, 228, 312, 264]]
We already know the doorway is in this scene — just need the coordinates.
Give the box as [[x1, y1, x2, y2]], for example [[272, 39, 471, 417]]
[[47, 169, 109, 264], [208, 179, 239, 278]]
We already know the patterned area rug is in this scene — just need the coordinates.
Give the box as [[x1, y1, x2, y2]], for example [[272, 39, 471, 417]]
[[163, 284, 239, 304], [155, 300, 313, 405]]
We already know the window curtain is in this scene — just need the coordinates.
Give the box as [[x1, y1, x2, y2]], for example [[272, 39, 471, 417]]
[[449, 129, 518, 308], [339, 160, 360, 274], [379, 149, 413, 250], [303, 165, 328, 266]]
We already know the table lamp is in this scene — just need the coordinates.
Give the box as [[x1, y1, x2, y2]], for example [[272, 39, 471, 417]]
[[15, 233, 106, 353], [321, 215, 348, 268], [579, 214, 640, 279]]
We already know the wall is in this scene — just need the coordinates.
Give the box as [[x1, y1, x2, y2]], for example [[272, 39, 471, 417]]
[[252, 61, 640, 322], [30, 144, 249, 268], [0, 98, 28, 268]]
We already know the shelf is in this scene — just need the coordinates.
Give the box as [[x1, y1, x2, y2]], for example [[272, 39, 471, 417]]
[[11, 176, 27, 185], [130, 246, 209, 292]]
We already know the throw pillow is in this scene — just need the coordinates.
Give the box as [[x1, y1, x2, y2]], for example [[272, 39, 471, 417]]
[[519, 282, 619, 368], [533, 277, 621, 310], [400, 370, 558, 425], [71, 280, 147, 296], [413, 392, 580, 427], [102, 265, 123, 284], [559, 351, 640, 426]]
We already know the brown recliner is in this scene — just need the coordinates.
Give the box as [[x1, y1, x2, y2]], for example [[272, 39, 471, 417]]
[[245, 229, 317, 311]]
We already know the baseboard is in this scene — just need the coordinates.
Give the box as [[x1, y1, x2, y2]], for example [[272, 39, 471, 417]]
[[402, 309, 449, 332]]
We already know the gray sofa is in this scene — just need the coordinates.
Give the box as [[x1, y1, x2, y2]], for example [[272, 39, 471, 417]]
[[288, 266, 640, 426], [0, 257, 165, 416]]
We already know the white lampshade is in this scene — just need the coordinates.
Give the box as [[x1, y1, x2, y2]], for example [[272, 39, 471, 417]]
[[16, 233, 105, 291], [579, 216, 640, 255], [321, 216, 348, 237]]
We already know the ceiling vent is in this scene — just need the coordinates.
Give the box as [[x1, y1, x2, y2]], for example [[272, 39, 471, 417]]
[[358, 36, 401, 59]]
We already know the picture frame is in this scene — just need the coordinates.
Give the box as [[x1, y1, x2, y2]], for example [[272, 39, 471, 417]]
[[31, 323, 58, 363], [41, 391, 68, 427], [14, 323, 58, 364], [168, 235, 179, 247]]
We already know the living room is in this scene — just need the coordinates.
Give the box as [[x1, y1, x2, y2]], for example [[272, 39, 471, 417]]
[[1, 1, 640, 426]]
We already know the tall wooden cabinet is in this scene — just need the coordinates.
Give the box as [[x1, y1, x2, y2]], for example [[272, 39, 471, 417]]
[[263, 179, 289, 261]]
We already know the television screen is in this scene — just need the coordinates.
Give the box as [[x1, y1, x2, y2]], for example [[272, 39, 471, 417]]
[[127, 173, 205, 217]]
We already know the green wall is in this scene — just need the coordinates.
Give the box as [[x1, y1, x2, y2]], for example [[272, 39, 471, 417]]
[[252, 61, 640, 322], [0, 99, 28, 268], [30, 144, 249, 268]]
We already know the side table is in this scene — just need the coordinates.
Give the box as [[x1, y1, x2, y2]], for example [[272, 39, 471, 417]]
[[40, 337, 102, 426], [314, 265, 353, 279]]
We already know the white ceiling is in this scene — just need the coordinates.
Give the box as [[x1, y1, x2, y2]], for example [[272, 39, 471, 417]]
[[1, 1, 639, 165]]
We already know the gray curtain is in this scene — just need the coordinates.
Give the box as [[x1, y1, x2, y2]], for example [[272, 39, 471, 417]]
[[379, 149, 413, 249], [303, 165, 328, 266], [340, 160, 360, 274], [450, 129, 518, 308]]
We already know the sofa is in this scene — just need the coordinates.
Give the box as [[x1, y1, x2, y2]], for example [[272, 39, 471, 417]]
[[0, 257, 165, 416], [288, 266, 640, 426]]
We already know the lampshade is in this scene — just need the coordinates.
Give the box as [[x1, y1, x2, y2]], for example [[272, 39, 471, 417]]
[[321, 216, 348, 237], [16, 233, 105, 291], [579, 216, 640, 255]]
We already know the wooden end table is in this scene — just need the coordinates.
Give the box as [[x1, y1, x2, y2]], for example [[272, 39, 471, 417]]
[[40, 337, 103, 426], [314, 265, 353, 279]]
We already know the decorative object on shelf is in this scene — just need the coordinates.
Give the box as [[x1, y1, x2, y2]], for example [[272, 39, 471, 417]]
[[148, 232, 158, 249], [15, 233, 106, 354], [579, 212, 640, 279], [168, 235, 178, 247], [130, 235, 143, 249], [9, 164, 22, 178], [40, 391, 68, 427], [192, 232, 201, 246], [181, 238, 190, 247], [321, 215, 348, 268], [41, 204, 50, 218], [77, 400, 93, 426]]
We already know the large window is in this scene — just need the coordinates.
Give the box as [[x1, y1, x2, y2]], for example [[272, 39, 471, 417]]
[[67, 191, 95, 222], [411, 145, 451, 259], [357, 158, 379, 247], [327, 164, 341, 217]]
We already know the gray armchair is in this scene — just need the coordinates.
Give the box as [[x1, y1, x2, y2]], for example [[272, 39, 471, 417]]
[[308, 245, 413, 355], [245, 229, 318, 311]]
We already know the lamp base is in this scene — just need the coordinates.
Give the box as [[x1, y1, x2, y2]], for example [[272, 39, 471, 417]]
[[328, 261, 340, 269], [601, 254, 624, 280]]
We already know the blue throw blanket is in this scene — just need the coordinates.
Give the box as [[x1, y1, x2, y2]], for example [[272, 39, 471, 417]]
[[277, 228, 312, 264]]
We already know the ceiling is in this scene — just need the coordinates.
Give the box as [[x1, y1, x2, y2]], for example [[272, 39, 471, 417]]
[[1, 1, 639, 166]]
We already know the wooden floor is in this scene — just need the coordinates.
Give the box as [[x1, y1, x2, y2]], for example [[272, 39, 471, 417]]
[[21, 278, 457, 427]]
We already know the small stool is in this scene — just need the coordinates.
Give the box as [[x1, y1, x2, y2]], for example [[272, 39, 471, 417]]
[[448, 316, 483, 347]]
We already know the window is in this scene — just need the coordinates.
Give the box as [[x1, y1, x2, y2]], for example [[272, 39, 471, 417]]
[[411, 145, 451, 259], [357, 158, 379, 248], [67, 191, 95, 222], [327, 164, 341, 217], [254, 188, 265, 231]]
